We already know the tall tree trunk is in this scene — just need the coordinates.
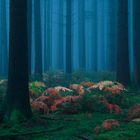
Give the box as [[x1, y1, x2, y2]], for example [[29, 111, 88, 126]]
[[27, 0, 32, 76], [0, 2, 3, 76], [5, 0, 32, 119], [44, 0, 52, 72], [91, 0, 98, 71], [116, 0, 130, 85], [66, 0, 72, 73], [44, 0, 47, 72], [97, 1, 105, 70], [133, 0, 140, 86], [78, 0, 85, 70], [0, 0, 8, 76], [58, 0, 64, 70], [34, 0, 42, 79], [107, 0, 117, 71]]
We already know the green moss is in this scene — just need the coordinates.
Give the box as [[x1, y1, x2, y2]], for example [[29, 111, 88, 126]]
[[1, 75, 140, 140]]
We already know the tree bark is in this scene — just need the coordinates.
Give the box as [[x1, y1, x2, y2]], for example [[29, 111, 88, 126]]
[[116, 0, 131, 85], [34, 0, 42, 79], [133, 0, 140, 87], [66, 0, 72, 73], [78, 0, 86, 70], [5, 0, 32, 119]]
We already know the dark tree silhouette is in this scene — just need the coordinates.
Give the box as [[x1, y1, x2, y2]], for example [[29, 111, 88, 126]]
[[133, 0, 140, 87], [116, 0, 130, 85], [5, 0, 32, 119]]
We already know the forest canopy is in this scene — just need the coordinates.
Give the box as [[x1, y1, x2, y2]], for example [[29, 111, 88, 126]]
[[0, 0, 139, 86]]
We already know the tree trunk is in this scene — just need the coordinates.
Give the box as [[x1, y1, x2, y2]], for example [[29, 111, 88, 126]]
[[44, 0, 47, 72], [44, 0, 52, 72], [66, 0, 72, 73], [78, 0, 85, 70], [5, 0, 32, 120], [34, 0, 42, 79], [0, 0, 8, 76], [91, 0, 98, 71], [133, 0, 140, 86], [116, 0, 130, 85], [107, 0, 117, 71], [27, 0, 32, 76], [58, 0, 64, 70]]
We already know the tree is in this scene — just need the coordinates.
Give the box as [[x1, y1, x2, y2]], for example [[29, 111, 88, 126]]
[[44, 0, 47, 72], [58, 0, 64, 70], [27, 0, 32, 75], [107, 0, 117, 71], [133, 0, 140, 86], [66, 0, 72, 73], [91, 0, 98, 71], [116, 0, 130, 85], [44, 0, 52, 72], [78, 0, 85, 69], [97, 0, 106, 70], [34, 0, 42, 79], [0, 0, 8, 76], [5, 0, 32, 119], [0, 2, 3, 76]]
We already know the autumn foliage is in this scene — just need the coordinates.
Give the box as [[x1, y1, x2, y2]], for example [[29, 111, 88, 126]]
[[126, 104, 140, 121], [30, 80, 125, 115], [88, 81, 125, 94], [101, 119, 119, 129]]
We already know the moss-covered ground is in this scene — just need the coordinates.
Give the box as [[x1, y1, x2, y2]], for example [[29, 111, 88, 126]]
[[0, 72, 140, 140]]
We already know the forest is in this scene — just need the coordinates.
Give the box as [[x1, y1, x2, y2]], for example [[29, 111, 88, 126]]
[[0, 0, 140, 139]]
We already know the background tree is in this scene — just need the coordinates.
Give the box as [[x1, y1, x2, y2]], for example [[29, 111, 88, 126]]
[[66, 0, 72, 73], [91, 0, 98, 71], [78, 0, 85, 70], [106, 0, 117, 71], [34, 0, 42, 79], [27, 0, 32, 75], [133, 0, 140, 87], [58, 0, 64, 70], [0, 0, 8, 76], [44, 0, 47, 72], [97, 0, 106, 70], [116, 0, 130, 85], [44, 0, 52, 72], [5, 0, 32, 119]]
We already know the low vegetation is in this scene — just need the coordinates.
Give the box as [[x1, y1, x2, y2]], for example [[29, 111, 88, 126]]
[[0, 72, 140, 140]]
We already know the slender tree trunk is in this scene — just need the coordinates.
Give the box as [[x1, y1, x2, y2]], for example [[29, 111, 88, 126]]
[[34, 0, 42, 79], [5, 0, 32, 120], [44, 0, 47, 72], [0, 2, 3, 76], [78, 0, 85, 70], [91, 0, 98, 71], [27, 0, 32, 76], [0, 0, 8, 76], [66, 0, 72, 73], [44, 0, 52, 72], [58, 0, 64, 70], [133, 0, 140, 86], [107, 0, 117, 71], [116, 0, 130, 85]]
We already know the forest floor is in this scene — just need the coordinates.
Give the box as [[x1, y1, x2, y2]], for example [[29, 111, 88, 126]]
[[0, 72, 140, 140]]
